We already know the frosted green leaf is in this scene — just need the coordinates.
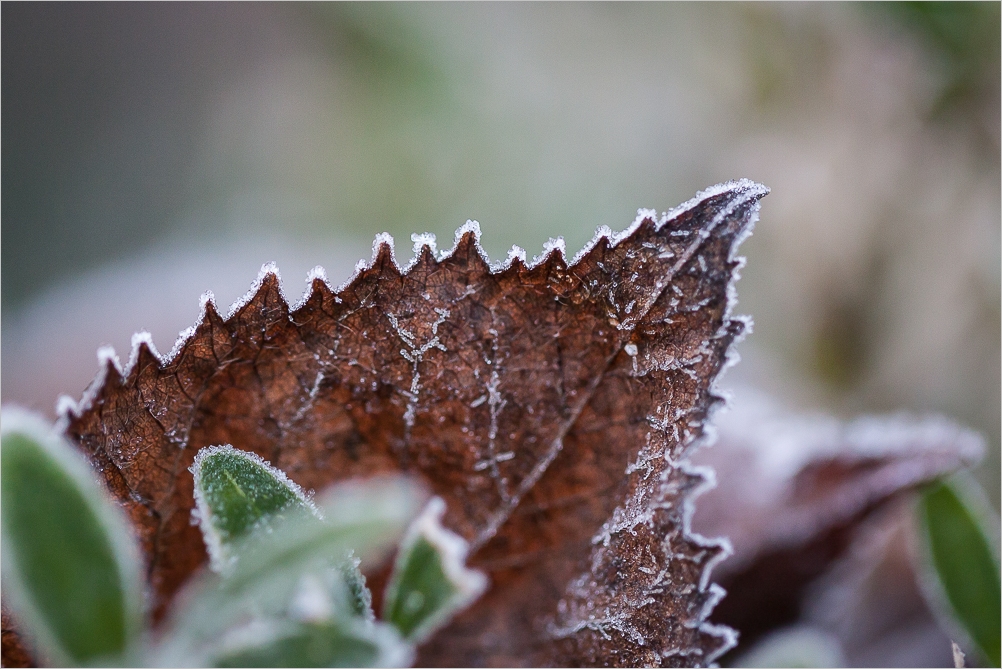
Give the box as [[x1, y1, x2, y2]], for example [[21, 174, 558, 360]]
[[210, 617, 412, 668], [157, 477, 423, 663], [918, 477, 1001, 667], [281, 559, 374, 627], [191, 445, 375, 621], [0, 408, 143, 665], [191, 445, 319, 573], [222, 478, 421, 602], [383, 497, 487, 642], [337, 551, 375, 621]]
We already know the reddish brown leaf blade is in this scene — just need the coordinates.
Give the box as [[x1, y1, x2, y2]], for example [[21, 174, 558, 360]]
[[691, 389, 985, 655], [58, 181, 767, 665]]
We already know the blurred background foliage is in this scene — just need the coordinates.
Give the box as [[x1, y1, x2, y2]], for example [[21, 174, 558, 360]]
[[2, 3, 999, 508]]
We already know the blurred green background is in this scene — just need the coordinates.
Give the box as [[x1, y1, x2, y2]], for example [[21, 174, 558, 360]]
[[2, 3, 999, 505]]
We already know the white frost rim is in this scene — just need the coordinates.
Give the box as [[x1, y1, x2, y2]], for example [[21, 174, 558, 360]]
[[56, 179, 767, 425]]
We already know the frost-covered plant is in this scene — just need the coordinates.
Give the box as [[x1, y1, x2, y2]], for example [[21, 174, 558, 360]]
[[0, 410, 486, 667], [3, 180, 998, 668]]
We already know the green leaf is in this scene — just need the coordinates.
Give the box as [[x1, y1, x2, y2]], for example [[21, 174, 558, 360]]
[[156, 477, 423, 664], [917, 477, 1001, 667], [210, 617, 412, 668], [223, 478, 421, 598], [383, 497, 487, 642], [191, 446, 375, 621], [0, 408, 143, 665], [191, 445, 318, 573], [337, 551, 375, 621]]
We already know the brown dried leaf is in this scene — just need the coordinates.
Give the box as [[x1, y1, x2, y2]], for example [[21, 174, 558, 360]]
[[32, 181, 766, 667], [691, 387, 984, 654]]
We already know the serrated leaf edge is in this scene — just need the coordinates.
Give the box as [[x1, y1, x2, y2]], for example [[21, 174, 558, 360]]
[[208, 615, 414, 669], [546, 180, 767, 665], [53, 179, 768, 427]]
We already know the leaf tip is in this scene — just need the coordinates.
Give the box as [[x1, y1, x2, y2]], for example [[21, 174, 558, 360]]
[[54, 394, 79, 422], [529, 235, 568, 270], [129, 330, 164, 373], [96, 345, 125, 378], [257, 263, 283, 296], [371, 232, 398, 272], [454, 219, 482, 247]]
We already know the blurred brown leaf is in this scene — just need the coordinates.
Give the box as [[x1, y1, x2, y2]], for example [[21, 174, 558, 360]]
[[691, 388, 984, 660], [3, 181, 771, 667]]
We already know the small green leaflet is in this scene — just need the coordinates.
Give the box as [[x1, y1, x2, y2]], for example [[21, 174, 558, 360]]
[[210, 617, 412, 668], [0, 408, 143, 666], [156, 476, 424, 665], [918, 478, 1001, 667], [191, 445, 320, 573], [190, 445, 374, 618], [383, 497, 488, 642], [338, 551, 375, 621]]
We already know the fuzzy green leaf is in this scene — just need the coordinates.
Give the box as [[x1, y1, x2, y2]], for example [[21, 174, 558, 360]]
[[157, 477, 423, 663], [222, 478, 421, 600], [337, 552, 375, 621], [191, 446, 375, 621], [191, 445, 317, 573], [0, 409, 143, 665], [383, 497, 487, 642], [210, 618, 411, 668], [918, 478, 1001, 667]]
